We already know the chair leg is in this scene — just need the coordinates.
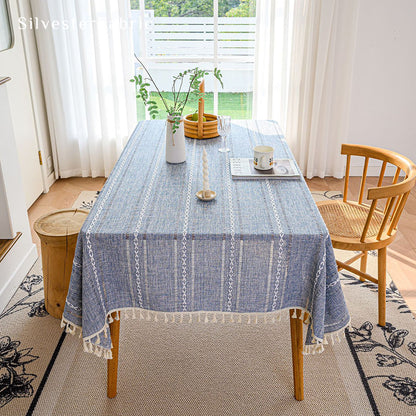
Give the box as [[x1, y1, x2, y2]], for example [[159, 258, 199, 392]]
[[360, 251, 368, 281], [378, 248, 387, 327]]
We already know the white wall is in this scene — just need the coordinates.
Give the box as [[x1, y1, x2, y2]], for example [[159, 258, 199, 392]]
[[347, 0, 416, 174], [0, 80, 37, 312]]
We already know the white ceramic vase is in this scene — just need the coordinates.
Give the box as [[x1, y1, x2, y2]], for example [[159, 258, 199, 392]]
[[166, 116, 186, 164]]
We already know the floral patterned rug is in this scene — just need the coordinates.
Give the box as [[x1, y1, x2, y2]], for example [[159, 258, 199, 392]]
[[1, 190, 415, 415]]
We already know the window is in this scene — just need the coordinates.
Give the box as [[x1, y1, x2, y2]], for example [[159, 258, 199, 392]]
[[0, 0, 12, 52], [131, 0, 256, 120]]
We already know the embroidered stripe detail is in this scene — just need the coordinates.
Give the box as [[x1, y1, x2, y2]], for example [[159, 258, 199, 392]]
[[85, 123, 146, 314], [226, 152, 236, 312], [143, 239, 150, 307], [264, 239, 274, 311], [235, 239, 244, 311], [134, 141, 164, 308], [65, 300, 81, 311], [174, 238, 178, 312], [181, 140, 197, 312], [309, 235, 328, 318], [265, 180, 285, 311], [219, 239, 226, 311]]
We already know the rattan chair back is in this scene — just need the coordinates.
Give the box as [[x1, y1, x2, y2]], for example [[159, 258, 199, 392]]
[[341, 144, 416, 243]]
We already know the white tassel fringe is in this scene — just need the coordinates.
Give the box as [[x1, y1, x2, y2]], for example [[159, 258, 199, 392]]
[[61, 307, 350, 360]]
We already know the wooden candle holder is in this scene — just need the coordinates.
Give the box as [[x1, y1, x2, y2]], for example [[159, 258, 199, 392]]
[[184, 80, 219, 139]]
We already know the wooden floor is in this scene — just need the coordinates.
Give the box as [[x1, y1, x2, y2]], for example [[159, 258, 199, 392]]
[[27, 176, 416, 314]]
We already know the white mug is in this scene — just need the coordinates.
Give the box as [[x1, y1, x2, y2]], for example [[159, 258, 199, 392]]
[[253, 145, 274, 170]]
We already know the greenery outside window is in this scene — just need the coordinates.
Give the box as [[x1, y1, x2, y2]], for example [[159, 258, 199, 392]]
[[131, 0, 256, 120]]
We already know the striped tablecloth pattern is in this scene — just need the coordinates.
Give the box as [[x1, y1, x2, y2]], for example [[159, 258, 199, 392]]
[[62, 120, 350, 358]]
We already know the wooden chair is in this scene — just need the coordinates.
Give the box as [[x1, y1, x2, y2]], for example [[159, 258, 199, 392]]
[[317, 144, 416, 326]]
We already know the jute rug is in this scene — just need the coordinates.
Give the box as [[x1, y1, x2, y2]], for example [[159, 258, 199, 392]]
[[1, 191, 415, 415]]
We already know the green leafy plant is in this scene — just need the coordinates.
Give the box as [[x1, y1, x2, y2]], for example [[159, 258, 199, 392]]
[[131, 55, 223, 134]]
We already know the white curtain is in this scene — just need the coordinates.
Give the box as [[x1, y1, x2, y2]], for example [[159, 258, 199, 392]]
[[31, 0, 136, 178], [253, 0, 294, 131], [254, 0, 359, 179]]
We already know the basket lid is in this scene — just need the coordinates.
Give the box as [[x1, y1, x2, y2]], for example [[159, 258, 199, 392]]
[[34, 209, 89, 237]]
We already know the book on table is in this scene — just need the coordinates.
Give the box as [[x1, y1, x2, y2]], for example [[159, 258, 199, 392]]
[[230, 158, 300, 180]]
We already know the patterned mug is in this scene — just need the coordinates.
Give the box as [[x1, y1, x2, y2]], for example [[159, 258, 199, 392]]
[[253, 145, 274, 170]]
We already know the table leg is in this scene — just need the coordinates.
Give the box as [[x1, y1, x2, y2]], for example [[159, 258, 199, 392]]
[[107, 312, 120, 398], [289, 309, 304, 401]]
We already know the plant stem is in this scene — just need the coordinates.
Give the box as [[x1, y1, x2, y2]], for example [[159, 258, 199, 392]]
[[182, 72, 199, 113], [134, 54, 170, 113], [176, 75, 184, 111]]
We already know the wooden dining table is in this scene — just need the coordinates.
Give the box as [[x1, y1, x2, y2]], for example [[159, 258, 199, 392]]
[[62, 119, 350, 401]]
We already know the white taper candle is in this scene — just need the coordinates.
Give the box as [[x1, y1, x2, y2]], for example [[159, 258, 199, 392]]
[[202, 147, 209, 193]]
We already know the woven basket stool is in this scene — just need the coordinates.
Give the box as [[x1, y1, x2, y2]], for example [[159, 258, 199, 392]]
[[34, 209, 89, 319]]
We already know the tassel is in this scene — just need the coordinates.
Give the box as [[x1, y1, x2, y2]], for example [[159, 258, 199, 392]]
[[189, 314, 193, 323], [336, 333, 341, 343], [291, 309, 297, 319], [247, 315, 251, 324], [180, 313, 184, 323], [264, 315, 267, 324], [164, 313, 168, 323], [83, 341, 89, 353], [132, 309, 137, 319], [255, 315, 258, 324], [147, 311, 151, 321], [154, 312, 158, 322], [222, 313, 225, 324], [108, 315, 114, 324], [299, 311, 304, 320], [171, 314, 175, 323], [278, 313, 282, 322], [198, 312, 201, 323], [95, 345, 102, 357], [238, 314, 242, 323], [205, 313, 209, 323], [271, 315, 276, 324], [140, 310, 145, 320], [230, 314, 234, 323], [212, 313, 217, 323], [331, 334, 335, 346]]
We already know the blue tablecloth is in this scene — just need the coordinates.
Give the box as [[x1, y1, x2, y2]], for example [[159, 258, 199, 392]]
[[62, 120, 350, 358]]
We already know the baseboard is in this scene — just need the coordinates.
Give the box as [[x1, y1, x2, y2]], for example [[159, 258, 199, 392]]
[[0, 244, 38, 313], [46, 171, 56, 190]]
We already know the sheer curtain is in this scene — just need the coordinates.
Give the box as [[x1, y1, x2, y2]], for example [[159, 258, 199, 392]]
[[31, 0, 136, 178], [253, 0, 294, 131], [254, 0, 359, 178]]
